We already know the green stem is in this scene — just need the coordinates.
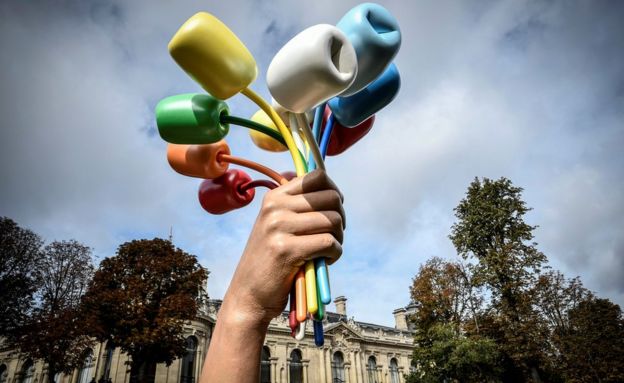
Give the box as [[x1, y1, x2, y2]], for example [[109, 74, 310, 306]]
[[221, 115, 287, 147], [221, 114, 308, 173]]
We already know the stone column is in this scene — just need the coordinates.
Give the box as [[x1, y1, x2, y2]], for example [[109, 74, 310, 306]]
[[195, 336, 204, 383], [344, 362, 351, 383], [376, 366, 383, 383], [357, 352, 365, 383], [325, 348, 334, 382], [349, 352, 358, 383], [302, 361, 309, 383], [270, 357, 278, 383], [318, 349, 327, 383], [397, 367, 405, 383], [286, 359, 290, 383]]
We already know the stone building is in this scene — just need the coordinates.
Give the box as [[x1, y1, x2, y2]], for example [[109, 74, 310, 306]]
[[0, 294, 415, 383]]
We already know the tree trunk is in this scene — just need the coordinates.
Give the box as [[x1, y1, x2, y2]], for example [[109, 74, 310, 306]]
[[129, 359, 156, 383], [47, 364, 57, 383], [530, 366, 542, 383]]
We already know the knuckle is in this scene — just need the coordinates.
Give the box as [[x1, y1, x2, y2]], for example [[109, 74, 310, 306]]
[[329, 211, 343, 228], [326, 239, 343, 262], [328, 190, 343, 206], [320, 234, 336, 251], [261, 192, 277, 211], [265, 213, 283, 233], [268, 234, 289, 257]]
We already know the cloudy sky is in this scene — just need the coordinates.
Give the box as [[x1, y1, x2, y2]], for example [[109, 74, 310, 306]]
[[1, 0, 622, 327]]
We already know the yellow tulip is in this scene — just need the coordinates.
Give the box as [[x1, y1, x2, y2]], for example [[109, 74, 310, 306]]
[[168, 12, 258, 100], [249, 110, 288, 152]]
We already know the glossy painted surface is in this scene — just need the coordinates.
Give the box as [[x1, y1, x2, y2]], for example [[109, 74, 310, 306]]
[[168, 12, 257, 100], [248, 109, 288, 152], [289, 289, 298, 332], [166, 140, 230, 179], [321, 105, 375, 156], [328, 63, 400, 127], [336, 3, 401, 96], [304, 260, 319, 314], [267, 24, 357, 113], [313, 319, 324, 346], [295, 269, 307, 322], [315, 258, 331, 305], [156, 93, 230, 144], [272, 99, 314, 127], [197, 169, 255, 214]]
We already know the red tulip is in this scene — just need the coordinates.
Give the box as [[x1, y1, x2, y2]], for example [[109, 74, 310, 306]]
[[320, 105, 375, 156], [198, 169, 255, 214]]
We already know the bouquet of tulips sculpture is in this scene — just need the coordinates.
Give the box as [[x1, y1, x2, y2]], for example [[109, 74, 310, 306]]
[[156, 3, 401, 347]]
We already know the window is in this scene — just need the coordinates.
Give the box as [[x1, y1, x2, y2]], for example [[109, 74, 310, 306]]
[[180, 337, 198, 383], [289, 349, 303, 383], [260, 346, 271, 383], [331, 352, 345, 383], [77, 350, 95, 383], [389, 358, 399, 383], [19, 360, 35, 383], [0, 364, 8, 383], [366, 356, 378, 383]]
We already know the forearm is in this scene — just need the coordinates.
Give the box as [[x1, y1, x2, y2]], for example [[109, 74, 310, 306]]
[[200, 290, 270, 383]]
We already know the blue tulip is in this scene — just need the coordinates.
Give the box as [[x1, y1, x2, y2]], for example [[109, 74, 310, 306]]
[[329, 63, 400, 127], [336, 3, 401, 96]]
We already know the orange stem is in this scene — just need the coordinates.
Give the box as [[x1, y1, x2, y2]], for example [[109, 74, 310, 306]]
[[217, 153, 287, 185]]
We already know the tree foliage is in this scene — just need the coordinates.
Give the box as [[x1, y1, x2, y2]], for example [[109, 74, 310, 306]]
[[0, 217, 44, 337], [556, 298, 624, 383], [450, 177, 546, 306], [15, 240, 95, 383], [410, 257, 484, 336], [408, 324, 502, 383], [408, 177, 624, 383], [449, 177, 548, 381], [82, 238, 208, 383]]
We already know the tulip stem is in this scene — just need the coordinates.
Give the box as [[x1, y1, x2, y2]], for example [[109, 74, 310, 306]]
[[296, 113, 325, 171], [217, 153, 287, 185], [241, 87, 307, 176], [320, 114, 335, 160], [239, 179, 279, 192], [221, 115, 288, 147]]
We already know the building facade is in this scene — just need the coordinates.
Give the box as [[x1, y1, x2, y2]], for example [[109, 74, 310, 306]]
[[0, 295, 415, 383]]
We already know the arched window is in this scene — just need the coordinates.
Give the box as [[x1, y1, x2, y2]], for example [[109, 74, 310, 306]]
[[366, 356, 378, 383], [19, 360, 35, 383], [180, 336, 198, 383], [289, 349, 303, 383], [0, 364, 8, 383], [100, 342, 115, 381], [259, 346, 271, 383], [389, 358, 399, 383], [331, 352, 345, 383], [77, 349, 95, 383]]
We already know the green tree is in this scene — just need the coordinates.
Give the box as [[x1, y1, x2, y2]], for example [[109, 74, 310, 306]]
[[82, 238, 208, 383], [408, 323, 502, 383], [408, 258, 501, 382], [449, 177, 548, 382], [15, 240, 95, 383], [0, 217, 43, 338]]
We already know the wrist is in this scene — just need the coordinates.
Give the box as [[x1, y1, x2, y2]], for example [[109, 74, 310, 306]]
[[219, 289, 272, 331]]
